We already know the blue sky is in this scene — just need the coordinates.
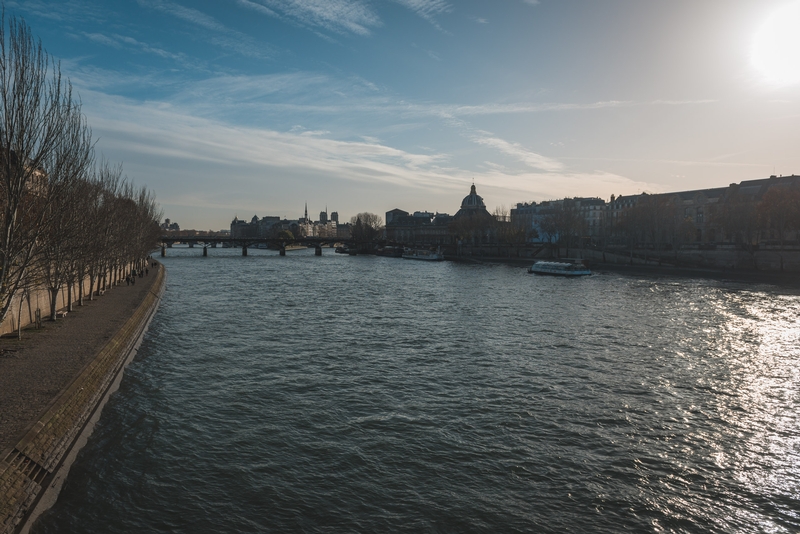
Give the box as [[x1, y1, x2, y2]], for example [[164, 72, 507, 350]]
[[9, 0, 800, 229]]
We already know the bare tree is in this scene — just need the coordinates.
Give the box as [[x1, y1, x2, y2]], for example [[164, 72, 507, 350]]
[[0, 13, 75, 325], [350, 212, 383, 244], [537, 200, 582, 256], [492, 205, 526, 245], [39, 106, 93, 320], [713, 186, 758, 246], [757, 186, 800, 246]]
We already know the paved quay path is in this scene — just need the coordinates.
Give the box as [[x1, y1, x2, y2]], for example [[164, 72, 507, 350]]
[[0, 263, 161, 456]]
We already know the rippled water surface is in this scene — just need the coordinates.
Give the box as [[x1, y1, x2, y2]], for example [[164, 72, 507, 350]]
[[33, 248, 800, 533]]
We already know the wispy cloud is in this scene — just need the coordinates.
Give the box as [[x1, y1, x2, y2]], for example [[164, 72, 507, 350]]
[[560, 156, 765, 168], [443, 99, 715, 117], [69, 84, 666, 228], [7, 0, 108, 24], [393, 0, 451, 28], [83, 32, 120, 48], [649, 99, 717, 106], [235, 0, 277, 17], [236, 0, 450, 36], [139, 0, 226, 32], [83, 90, 448, 183], [471, 133, 563, 172], [137, 0, 273, 58], [81, 32, 195, 66], [240, 0, 381, 36]]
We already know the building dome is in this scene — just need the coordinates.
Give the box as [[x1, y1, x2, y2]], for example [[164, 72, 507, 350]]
[[454, 184, 492, 220], [460, 184, 486, 210]]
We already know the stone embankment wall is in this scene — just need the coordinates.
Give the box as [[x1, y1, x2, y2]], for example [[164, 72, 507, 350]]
[[448, 243, 800, 273], [572, 247, 800, 273], [0, 266, 166, 534]]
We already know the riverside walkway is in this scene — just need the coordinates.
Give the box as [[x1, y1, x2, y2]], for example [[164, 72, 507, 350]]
[[0, 262, 164, 533]]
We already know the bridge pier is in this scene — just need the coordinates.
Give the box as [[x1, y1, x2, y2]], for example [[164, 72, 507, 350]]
[[242, 246, 248, 257], [189, 243, 194, 248], [161, 245, 166, 257], [279, 246, 286, 256], [315, 245, 322, 256], [167, 243, 173, 248], [212, 242, 217, 248], [203, 246, 208, 257]]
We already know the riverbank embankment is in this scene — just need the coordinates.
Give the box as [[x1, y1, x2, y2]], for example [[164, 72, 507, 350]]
[[0, 262, 166, 534]]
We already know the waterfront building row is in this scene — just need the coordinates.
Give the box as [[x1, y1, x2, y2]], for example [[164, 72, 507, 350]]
[[386, 184, 498, 246], [510, 174, 800, 248], [230, 205, 351, 240], [222, 174, 800, 251]]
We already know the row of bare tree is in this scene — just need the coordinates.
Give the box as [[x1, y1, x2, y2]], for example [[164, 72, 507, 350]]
[[0, 14, 161, 333]]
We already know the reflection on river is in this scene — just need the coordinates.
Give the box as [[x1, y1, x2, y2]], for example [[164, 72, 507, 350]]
[[34, 247, 800, 533]]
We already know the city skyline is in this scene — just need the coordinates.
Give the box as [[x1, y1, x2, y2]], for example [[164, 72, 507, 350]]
[[11, 0, 800, 229]]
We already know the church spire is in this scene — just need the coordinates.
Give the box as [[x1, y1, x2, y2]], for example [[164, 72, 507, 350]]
[[304, 202, 308, 221]]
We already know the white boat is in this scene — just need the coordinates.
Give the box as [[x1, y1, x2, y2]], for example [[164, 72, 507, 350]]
[[403, 248, 444, 261], [528, 260, 591, 276]]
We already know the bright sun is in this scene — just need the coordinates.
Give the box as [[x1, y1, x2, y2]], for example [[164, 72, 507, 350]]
[[752, 2, 800, 86]]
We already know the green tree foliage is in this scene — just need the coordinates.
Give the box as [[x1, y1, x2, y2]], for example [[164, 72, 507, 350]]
[[277, 229, 294, 242]]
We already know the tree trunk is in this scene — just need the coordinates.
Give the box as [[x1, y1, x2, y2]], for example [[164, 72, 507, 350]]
[[16, 313, 21, 339], [17, 292, 26, 339], [49, 288, 59, 321], [67, 283, 73, 312], [26, 291, 33, 325]]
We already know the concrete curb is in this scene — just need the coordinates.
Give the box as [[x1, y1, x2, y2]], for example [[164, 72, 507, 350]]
[[0, 265, 167, 534]]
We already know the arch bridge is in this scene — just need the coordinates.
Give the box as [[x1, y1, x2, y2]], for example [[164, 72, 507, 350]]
[[159, 235, 352, 257]]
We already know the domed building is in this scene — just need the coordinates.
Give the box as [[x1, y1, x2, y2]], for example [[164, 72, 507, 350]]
[[454, 183, 493, 221], [451, 183, 496, 245]]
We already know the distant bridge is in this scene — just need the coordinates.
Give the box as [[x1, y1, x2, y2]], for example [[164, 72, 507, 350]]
[[159, 235, 353, 256]]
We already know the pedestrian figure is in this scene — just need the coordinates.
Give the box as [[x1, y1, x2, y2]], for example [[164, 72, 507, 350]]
[[132, 276, 136, 285], [126, 276, 130, 286], [146, 268, 149, 276]]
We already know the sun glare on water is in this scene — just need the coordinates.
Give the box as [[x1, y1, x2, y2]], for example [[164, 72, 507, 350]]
[[752, 1, 800, 86]]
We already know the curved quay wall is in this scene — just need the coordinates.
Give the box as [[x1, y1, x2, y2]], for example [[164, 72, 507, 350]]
[[0, 266, 167, 534]]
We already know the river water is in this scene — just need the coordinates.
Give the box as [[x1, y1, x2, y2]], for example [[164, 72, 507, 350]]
[[33, 247, 800, 533]]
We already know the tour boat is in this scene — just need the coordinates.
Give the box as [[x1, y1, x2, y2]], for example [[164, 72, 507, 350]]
[[402, 248, 444, 261], [528, 260, 591, 276]]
